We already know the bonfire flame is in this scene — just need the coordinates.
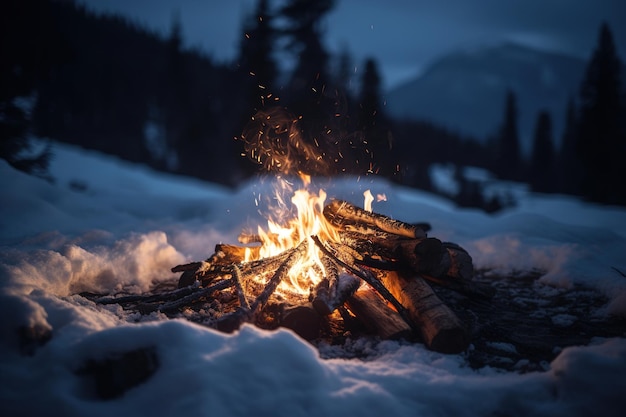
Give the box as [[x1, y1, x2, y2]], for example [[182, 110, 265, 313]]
[[239, 107, 385, 297], [249, 174, 341, 295]]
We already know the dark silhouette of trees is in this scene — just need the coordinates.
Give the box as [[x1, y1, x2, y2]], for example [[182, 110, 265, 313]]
[[279, 0, 337, 120], [334, 47, 355, 98], [234, 0, 280, 178], [160, 12, 186, 172], [357, 58, 392, 175], [558, 97, 580, 194], [14, 0, 626, 212], [280, 0, 334, 95], [1, 0, 57, 177], [494, 89, 522, 180], [529, 110, 557, 193], [577, 22, 625, 204], [274, 0, 349, 176], [237, 0, 278, 114], [16, 0, 247, 186]]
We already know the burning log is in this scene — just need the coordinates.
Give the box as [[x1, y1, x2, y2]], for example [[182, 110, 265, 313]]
[[215, 244, 261, 264], [311, 235, 420, 334], [377, 270, 468, 353], [332, 227, 492, 299], [310, 268, 361, 316], [313, 229, 468, 351], [324, 199, 427, 239], [250, 240, 308, 313], [345, 287, 412, 340], [231, 265, 251, 312]]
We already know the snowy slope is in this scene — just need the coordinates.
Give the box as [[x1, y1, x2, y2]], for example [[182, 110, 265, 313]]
[[1, 141, 625, 416]]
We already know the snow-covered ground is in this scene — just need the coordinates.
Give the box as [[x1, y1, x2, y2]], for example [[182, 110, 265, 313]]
[[1, 141, 625, 416]]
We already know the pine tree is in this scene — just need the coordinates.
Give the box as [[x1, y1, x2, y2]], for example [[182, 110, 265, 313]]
[[335, 47, 354, 97], [237, 0, 277, 113], [357, 58, 382, 131], [275, 0, 339, 175], [577, 22, 624, 204], [356, 58, 392, 174], [160, 11, 186, 171], [529, 110, 556, 192], [558, 97, 580, 194], [280, 0, 334, 91], [1, 0, 52, 177], [495, 89, 522, 180]]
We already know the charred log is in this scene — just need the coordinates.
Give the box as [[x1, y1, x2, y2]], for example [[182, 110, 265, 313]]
[[324, 199, 427, 239], [378, 270, 469, 353], [346, 287, 413, 340], [310, 267, 361, 316]]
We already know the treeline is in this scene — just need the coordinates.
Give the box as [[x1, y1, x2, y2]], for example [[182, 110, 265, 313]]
[[2, 0, 625, 207], [484, 22, 626, 206]]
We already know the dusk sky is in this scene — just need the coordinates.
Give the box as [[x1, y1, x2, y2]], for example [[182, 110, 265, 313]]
[[79, 0, 626, 90]]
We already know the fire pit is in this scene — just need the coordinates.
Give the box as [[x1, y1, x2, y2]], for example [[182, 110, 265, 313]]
[[96, 178, 492, 354], [94, 107, 494, 354]]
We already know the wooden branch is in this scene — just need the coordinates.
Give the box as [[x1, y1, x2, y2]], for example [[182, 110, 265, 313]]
[[338, 231, 484, 294], [377, 270, 468, 353], [172, 260, 216, 288], [311, 235, 419, 334], [96, 284, 201, 305], [184, 248, 294, 288], [231, 265, 251, 311], [215, 244, 261, 264], [171, 262, 204, 273], [250, 240, 308, 313], [324, 199, 427, 239], [346, 287, 412, 340], [311, 269, 361, 316], [310, 260, 336, 315], [157, 279, 234, 313], [338, 231, 445, 275]]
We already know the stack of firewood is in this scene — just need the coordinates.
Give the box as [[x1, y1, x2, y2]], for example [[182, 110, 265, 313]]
[[162, 199, 494, 354]]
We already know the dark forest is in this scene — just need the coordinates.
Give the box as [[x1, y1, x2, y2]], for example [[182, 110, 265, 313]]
[[2, 0, 625, 209]]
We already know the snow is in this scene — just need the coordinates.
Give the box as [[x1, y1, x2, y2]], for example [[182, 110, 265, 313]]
[[1, 140, 626, 416]]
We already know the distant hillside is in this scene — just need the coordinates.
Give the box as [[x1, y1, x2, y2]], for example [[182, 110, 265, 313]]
[[385, 43, 587, 155]]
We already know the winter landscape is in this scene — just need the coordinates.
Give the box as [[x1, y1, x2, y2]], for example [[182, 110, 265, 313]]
[[1, 140, 625, 416]]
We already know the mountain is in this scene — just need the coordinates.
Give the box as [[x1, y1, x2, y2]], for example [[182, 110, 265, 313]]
[[385, 43, 587, 155]]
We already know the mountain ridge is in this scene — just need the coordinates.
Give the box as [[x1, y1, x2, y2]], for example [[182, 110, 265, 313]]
[[385, 42, 588, 155]]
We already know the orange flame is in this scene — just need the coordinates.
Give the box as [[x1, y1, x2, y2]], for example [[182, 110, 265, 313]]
[[247, 175, 379, 298], [248, 175, 340, 295]]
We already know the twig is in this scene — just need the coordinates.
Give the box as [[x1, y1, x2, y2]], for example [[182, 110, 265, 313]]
[[249, 239, 308, 313], [232, 265, 251, 311], [95, 284, 201, 305], [311, 235, 419, 333], [158, 279, 234, 312]]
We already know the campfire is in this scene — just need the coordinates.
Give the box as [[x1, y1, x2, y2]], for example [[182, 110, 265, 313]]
[[96, 108, 494, 354], [113, 175, 487, 354]]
